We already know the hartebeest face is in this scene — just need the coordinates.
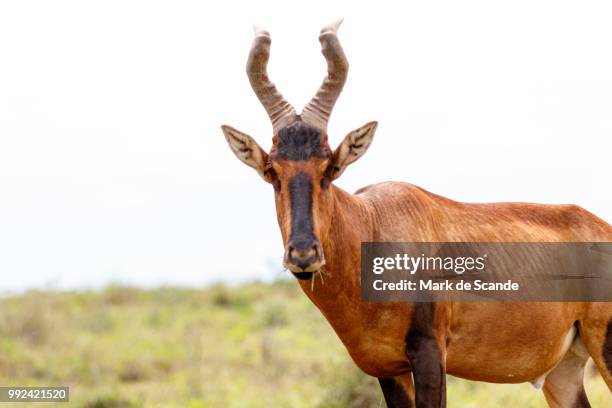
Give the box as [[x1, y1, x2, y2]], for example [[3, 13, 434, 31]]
[[222, 21, 377, 279], [222, 118, 376, 279]]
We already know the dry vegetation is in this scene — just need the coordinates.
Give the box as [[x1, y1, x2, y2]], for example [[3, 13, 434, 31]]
[[0, 281, 609, 407]]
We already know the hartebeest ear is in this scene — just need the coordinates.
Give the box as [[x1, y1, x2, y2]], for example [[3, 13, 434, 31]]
[[330, 121, 377, 180], [221, 125, 269, 180]]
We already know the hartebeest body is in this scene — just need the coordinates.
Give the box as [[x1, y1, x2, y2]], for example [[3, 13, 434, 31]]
[[221, 21, 612, 407]]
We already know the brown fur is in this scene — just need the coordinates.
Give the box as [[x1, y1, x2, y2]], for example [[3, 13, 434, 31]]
[[276, 173, 612, 405], [223, 21, 612, 406], [222, 131, 612, 404]]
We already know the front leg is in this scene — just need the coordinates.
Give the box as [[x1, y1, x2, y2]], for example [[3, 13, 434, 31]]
[[378, 373, 415, 408], [405, 302, 447, 408]]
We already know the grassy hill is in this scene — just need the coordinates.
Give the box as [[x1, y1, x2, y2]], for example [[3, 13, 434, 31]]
[[0, 281, 609, 407]]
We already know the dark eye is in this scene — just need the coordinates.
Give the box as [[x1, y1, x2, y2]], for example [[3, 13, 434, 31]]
[[320, 162, 334, 189], [265, 167, 281, 192]]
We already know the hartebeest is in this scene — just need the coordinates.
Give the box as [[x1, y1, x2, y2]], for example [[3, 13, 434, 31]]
[[221, 21, 612, 407]]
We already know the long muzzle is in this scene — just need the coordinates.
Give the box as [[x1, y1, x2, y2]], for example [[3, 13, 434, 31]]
[[283, 237, 325, 279]]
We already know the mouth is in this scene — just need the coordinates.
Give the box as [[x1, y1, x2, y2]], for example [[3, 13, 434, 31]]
[[283, 256, 325, 280], [291, 271, 315, 280], [284, 259, 325, 280]]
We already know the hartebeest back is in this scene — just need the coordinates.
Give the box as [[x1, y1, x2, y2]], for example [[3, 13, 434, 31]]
[[222, 21, 612, 408]]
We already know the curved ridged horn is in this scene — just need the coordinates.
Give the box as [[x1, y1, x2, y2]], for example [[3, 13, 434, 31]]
[[301, 19, 348, 132], [247, 26, 297, 134]]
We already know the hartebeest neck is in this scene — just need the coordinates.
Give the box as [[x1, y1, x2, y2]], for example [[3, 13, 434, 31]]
[[296, 184, 374, 334]]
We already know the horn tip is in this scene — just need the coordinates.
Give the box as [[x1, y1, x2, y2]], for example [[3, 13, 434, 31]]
[[252, 25, 270, 38], [321, 18, 344, 35]]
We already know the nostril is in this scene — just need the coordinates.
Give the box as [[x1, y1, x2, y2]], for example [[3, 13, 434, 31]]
[[286, 239, 323, 271], [292, 247, 315, 261]]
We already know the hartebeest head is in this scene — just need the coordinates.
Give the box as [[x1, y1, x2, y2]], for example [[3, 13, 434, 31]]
[[222, 20, 377, 279]]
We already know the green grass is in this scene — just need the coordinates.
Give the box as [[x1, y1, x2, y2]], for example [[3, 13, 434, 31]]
[[0, 281, 609, 407]]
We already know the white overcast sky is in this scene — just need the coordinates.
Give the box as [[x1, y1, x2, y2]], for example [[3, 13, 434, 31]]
[[0, 1, 610, 291]]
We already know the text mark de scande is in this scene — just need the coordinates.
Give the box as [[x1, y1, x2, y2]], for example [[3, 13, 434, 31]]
[[371, 253, 520, 293], [373, 279, 520, 292]]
